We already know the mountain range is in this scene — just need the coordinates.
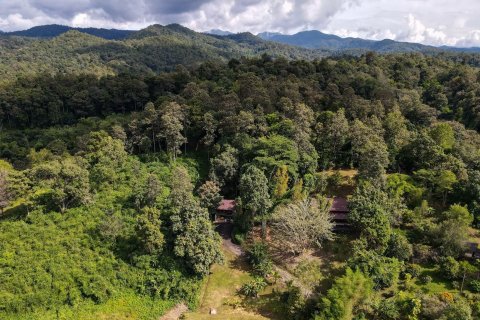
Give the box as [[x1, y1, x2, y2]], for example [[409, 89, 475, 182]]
[[3, 24, 480, 54], [0, 24, 326, 83], [1, 23, 480, 84], [257, 30, 480, 53], [1, 24, 134, 40]]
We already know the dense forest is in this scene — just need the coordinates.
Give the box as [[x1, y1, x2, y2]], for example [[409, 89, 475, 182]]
[[0, 24, 328, 83], [2, 47, 480, 319]]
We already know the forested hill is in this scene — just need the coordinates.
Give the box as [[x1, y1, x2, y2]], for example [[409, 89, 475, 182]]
[[2, 24, 134, 39], [0, 24, 327, 83]]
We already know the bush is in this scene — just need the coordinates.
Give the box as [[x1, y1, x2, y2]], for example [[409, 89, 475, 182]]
[[421, 294, 448, 319], [439, 256, 460, 280], [376, 298, 400, 319], [240, 277, 267, 298], [246, 242, 273, 277], [281, 281, 305, 318], [420, 275, 433, 284], [232, 228, 246, 245], [413, 244, 437, 264], [470, 280, 480, 293], [405, 264, 422, 278], [386, 232, 413, 261]]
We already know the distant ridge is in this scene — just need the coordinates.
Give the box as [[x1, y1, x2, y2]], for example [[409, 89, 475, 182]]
[[205, 29, 233, 36], [2, 24, 134, 40], [4, 24, 480, 53], [257, 30, 480, 53]]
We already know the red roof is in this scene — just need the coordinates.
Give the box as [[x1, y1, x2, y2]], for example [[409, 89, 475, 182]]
[[329, 197, 349, 213], [217, 199, 236, 212]]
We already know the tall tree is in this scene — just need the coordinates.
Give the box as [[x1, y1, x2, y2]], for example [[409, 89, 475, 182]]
[[209, 144, 239, 191], [200, 112, 217, 157], [315, 109, 350, 169], [32, 157, 90, 213], [136, 207, 164, 254], [170, 166, 223, 275], [351, 119, 389, 184], [239, 166, 272, 238], [272, 165, 289, 200], [349, 182, 393, 251], [159, 102, 186, 161], [198, 180, 223, 218]]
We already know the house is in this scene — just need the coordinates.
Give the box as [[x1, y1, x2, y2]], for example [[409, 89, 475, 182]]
[[215, 199, 236, 222], [466, 242, 480, 259], [329, 197, 350, 230]]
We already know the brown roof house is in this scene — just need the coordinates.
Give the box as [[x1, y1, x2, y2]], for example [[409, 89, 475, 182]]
[[215, 199, 236, 222], [329, 197, 350, 231]]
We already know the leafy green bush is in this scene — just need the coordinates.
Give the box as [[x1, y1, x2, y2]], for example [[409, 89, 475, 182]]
[[246, 242, 273, 277], [470, 280, 480, 293], [240, 278, 267, 298], [420, 275, 433, 284], [439, 256, 460, 280], [405, 264, 421, 278]]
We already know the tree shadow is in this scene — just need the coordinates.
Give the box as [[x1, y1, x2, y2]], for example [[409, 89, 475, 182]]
[[241, 290, 286, 320], [0, 204, 29, 221]]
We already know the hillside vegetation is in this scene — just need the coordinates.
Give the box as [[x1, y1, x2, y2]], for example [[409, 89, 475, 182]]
[[0, 24, 326, 83], [2, 43, 480, 319]]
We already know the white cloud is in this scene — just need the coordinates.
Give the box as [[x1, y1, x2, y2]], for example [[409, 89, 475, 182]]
[[402, 14, 451, 46]]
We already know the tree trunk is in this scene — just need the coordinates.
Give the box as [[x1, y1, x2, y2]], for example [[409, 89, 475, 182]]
[[152, 131, 156, 153], [461, 271, 466, 293], [261, 218, 267, 240]]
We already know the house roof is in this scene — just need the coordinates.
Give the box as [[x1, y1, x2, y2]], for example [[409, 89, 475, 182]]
[[329, 197, 349, 213], [217, 199, 236, 212]]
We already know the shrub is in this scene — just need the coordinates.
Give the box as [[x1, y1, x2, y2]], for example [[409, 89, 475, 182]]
[[405, 264, 422, 278], [421, 294, 448, 319], [420, 275, 433, 284], [376, 298, 400, 319], [439, 256, 460, 279], [232, 228, 246, 245], [386, 232, 413, 261], [281, 281, 305, 318], [470, 280, 480, 293], [246, 242, 273, 277], [240, 277, 267, 298]]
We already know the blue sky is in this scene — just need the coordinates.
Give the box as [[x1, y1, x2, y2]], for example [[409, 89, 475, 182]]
[[1, 0, 480, 47]]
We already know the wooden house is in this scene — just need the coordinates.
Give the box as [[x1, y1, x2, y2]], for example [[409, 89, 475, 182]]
[[215, 199, 236, 222], [329, 197, 350, 230]]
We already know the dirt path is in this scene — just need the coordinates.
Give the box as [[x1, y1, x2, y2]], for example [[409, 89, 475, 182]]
[[215, 222, 243, 256], [159, 303, 188, 320], [216, 222, 312, 297]]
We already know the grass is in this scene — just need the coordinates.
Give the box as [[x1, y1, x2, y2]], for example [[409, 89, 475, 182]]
[[323, 169, 357, 198], [411, 265, 457, 294], [184, 249, 285, 320], [2, 291, 175, 320]]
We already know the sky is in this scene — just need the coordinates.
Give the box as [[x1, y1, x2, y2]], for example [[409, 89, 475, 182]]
[[1, 0, 480, 47]]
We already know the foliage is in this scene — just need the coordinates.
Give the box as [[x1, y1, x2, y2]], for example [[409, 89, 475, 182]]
[[239, 165, 272, 236], [439, 256, 460, 279], [31, 157, 91, 213], [197, 180, 222, 217], [136, 207, 164, 255], [386, 232, 413, 261], [239, 277, 267, 298], [246, 242, 273, 277], [171, 195, 223, 276], [316, 268, 374, 320], [272, 197, 334, 254], [348, 182, 393, 251]]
